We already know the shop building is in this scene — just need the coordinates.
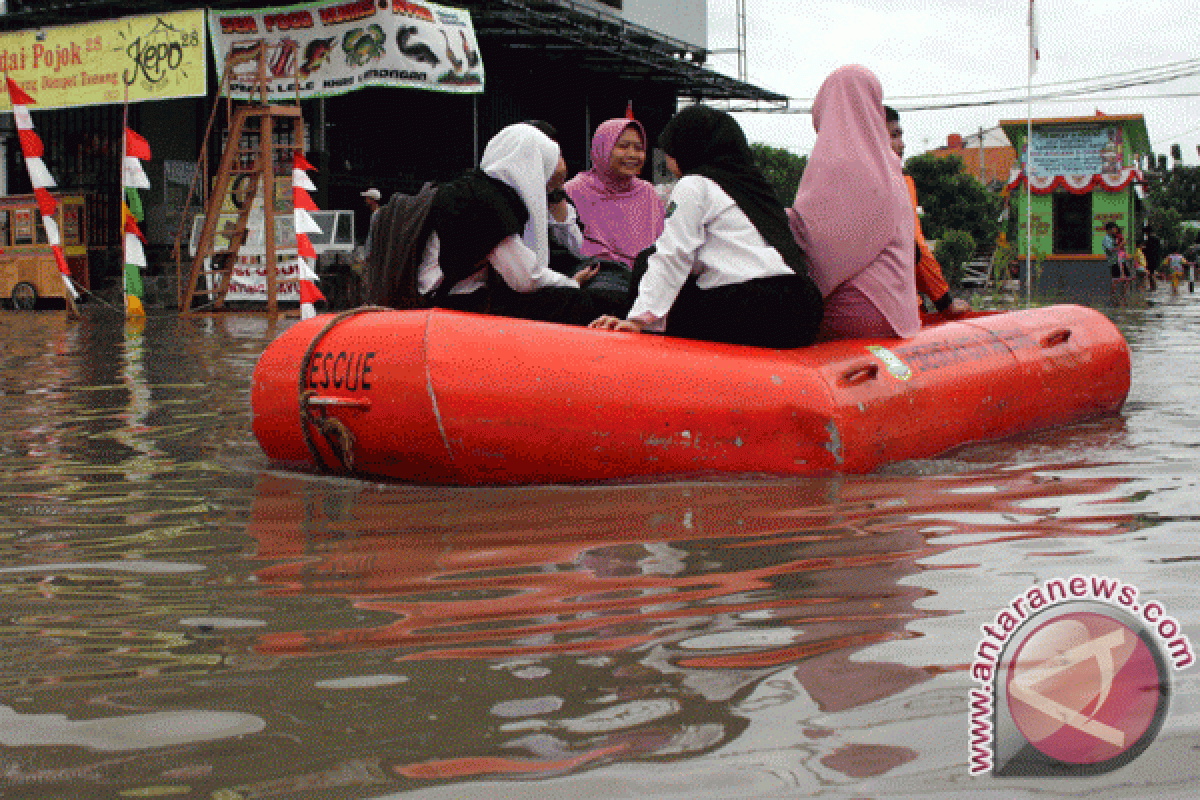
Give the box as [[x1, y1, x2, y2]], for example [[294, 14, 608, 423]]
[[1001, 113, 1150, 295], [927, 127, 1016, 190], [0, 0, 781, 307]]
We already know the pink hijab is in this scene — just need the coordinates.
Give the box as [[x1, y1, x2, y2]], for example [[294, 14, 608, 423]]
[[788, 65, 918, 338], [564, 118, 665, 267]]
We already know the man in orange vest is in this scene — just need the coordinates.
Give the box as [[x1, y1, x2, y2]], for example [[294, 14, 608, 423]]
[[885, 106, 970, 316]]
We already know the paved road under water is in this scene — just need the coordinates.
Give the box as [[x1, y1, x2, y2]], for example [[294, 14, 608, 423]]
[[1, 294, 1198, 799]]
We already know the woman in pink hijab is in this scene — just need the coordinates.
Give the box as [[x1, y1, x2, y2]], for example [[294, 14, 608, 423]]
[[789, 65, 919, 339], [565, 118, 666, 268]]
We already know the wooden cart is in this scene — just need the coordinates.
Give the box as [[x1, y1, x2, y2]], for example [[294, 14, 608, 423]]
[[0, 193, 88, 309]]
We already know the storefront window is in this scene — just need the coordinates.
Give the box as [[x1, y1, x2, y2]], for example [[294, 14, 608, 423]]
[[12, 208, 33, 245], [63, 205, 82, 246], [1052, 192, 1093, 254]]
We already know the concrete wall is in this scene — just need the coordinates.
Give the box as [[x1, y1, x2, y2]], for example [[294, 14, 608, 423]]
[[1033, 257, 1111, 300], [572, 0, 706, 49]]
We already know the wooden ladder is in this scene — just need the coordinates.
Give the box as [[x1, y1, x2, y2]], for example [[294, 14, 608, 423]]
[[177, 42, 305, 315]]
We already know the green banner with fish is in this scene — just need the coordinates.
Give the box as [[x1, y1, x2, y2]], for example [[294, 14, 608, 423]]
[[207, 0, 484, 98]]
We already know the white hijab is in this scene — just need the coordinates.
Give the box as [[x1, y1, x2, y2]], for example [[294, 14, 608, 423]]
[[480, 123, 561, 271]]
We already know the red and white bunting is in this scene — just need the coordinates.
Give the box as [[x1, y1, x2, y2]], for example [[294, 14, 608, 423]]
[[123, 207, 147, 268], [6, 77, 76, 299], [1006, 166, 1144, 195], [123, 127, 151, 270], [123, 147, 151, 191], [292, 153, 326, 319]]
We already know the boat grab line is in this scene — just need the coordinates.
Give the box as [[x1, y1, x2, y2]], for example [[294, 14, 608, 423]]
[[424, 313, 456, 465], [297, 306, 393, 474]]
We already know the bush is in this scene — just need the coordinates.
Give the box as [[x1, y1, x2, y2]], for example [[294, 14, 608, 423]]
[[749, 143, 806, 205], [933, 229, 976, 286], [905, 153, 1002, 246]]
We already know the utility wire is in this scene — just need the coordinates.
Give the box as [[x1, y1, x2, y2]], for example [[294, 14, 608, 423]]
[[709, 54, 1200, 113], [708, 45, 1200, 99], [889, 57, 1200, 101], [1152, 123, 1200, 149]]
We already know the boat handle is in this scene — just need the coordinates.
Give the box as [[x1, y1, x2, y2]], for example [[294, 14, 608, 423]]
[[840, 363, 879, 386], [302, 395, 372, 411], [1041, 328, 1072, 348]]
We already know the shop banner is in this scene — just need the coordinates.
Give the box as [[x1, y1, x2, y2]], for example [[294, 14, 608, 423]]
[[222, 254, 304, 302], [1029, 126, 1124, 178], [0, 11, 207, 110], [208, 0, 484, 99]]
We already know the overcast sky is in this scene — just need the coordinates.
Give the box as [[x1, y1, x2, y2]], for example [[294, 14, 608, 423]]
[[705, 0, 1200, 166]]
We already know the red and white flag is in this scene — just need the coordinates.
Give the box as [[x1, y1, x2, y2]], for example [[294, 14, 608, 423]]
[[1028, 0, 1040, 74], [6, 77, 77, 300], [292, 153, 326, 319]]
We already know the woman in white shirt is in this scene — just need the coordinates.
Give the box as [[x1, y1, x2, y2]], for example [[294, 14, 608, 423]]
[[591, 106, 823, 348], [417, 123, 613, 325]]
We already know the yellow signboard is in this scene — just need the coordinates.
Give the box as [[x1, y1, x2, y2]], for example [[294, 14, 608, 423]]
[[0, 10, 207, 110]]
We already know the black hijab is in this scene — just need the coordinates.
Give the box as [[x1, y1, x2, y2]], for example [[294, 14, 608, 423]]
[[428, 170, 528, 293], [659, 105, 809, 276]]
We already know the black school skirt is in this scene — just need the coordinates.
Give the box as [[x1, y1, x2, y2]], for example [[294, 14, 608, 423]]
[[434, 278, 626, 327], [664, 272, 824, 349]]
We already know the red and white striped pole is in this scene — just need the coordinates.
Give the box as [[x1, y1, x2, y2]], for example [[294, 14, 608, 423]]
[[6, 76, 78, 311], [291, 153, 326, 319]]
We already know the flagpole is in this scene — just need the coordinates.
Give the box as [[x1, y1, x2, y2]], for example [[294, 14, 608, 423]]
[[121, 85, 130, 315], [1025, 0, 1036, 308], [1026, 82, 1032, 308]]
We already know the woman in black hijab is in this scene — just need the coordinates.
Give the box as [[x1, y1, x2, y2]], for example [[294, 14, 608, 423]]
[[591, 105, 823, 348]]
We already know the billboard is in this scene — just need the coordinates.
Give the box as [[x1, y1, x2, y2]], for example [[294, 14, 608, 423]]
[[0, 10, 207, 110], [1030, 126, 1125, 177], [208, 0, 484, 100]]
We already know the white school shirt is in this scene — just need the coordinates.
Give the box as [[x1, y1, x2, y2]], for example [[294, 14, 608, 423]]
[[548, 201, 587, 257], [627, 174, 794, 332], [416, 229, 580, 296]]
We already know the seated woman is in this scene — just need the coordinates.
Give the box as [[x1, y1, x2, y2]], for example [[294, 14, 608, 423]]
[[522, 118, 595, 275], [417, 123, 618, 325], [590, 106, 823, 349], [788, 65, 918, 340], [564, 118, 665, 301]]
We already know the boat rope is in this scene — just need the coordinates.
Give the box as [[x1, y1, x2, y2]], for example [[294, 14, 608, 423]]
[[297, 306, 393, 475]]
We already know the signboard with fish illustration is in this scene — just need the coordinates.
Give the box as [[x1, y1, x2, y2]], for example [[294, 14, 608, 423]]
[[208, 0, 484, 99]]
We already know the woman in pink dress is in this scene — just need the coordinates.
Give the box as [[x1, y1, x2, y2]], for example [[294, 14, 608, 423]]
[[565, 118, 666, 269], [788, 65, 919, 340]]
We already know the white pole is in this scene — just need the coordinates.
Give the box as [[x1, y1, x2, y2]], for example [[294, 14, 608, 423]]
[[122, 86, 130, 313], [1025, 8, 1034, 308], [1026, 98, 1032, 307]]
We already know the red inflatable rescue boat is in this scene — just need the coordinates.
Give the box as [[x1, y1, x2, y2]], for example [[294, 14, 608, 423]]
[[251, 305, 1131, 484]]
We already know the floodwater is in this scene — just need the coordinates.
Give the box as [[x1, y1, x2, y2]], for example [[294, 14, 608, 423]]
[[1, 294, 1198, 800]]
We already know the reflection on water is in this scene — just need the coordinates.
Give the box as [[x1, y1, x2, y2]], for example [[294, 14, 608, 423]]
[[0, 300, 1197, 799]]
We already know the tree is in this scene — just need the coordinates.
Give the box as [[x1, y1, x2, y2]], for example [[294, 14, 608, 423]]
[[750, 143, 807, 205], [933, 230, 976, 285], [904, 153, 1002, 249], [1146, 206, 1184, 254], [1144, 163, 1200, 252]]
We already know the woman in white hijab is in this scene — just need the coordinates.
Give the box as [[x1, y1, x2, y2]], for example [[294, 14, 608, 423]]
[[417, 123, 610, 324]]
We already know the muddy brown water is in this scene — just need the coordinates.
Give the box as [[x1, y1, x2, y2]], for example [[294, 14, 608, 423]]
[[1, 297, 1197, 799]]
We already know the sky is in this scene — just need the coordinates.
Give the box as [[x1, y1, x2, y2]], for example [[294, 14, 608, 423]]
[[704, 0, 1200, 166]]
